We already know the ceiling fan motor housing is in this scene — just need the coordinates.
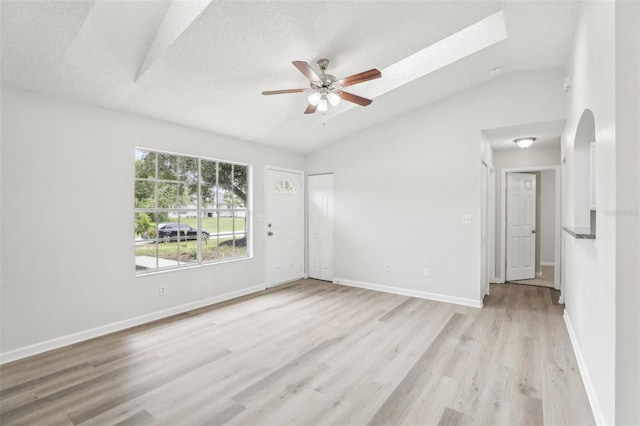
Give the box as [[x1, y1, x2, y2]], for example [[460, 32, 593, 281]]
[[311, 59, 340, 93], [316, 58, 330, 71]]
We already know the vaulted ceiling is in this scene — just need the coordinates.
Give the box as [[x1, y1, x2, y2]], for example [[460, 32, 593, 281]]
[[1, 1, 577, 153]]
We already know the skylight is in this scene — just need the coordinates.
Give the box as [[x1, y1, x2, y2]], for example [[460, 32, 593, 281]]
[[339, 11, 508, 112]]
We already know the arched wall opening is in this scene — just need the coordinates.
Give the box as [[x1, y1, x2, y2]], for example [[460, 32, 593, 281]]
[[573, 109, 596, 231]]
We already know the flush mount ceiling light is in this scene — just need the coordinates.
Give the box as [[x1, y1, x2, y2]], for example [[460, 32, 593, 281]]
[[514, 137, 536, 149]]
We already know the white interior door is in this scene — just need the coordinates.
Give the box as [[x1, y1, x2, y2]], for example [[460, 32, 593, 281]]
[[506, 172, 536, 281], [481, 163, 489, 296], [308, 174, 333, 281], [266, 168, 304, 287]]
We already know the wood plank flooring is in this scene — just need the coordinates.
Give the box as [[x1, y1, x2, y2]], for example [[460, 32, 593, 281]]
[[509, 266, 555, 288], [0, 281, 595, 425]]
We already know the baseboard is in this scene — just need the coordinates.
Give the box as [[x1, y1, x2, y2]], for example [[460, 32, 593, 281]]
[[491, 276, 504, 284], [333, 278, 483, 308], [563, 311, 606, 426], [541, 261, 556, 267], [265, 276, 305, 289], [0, 283, 266, 365]]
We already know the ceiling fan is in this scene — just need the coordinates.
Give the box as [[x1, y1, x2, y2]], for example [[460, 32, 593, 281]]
[[262, 59, 381, 114]]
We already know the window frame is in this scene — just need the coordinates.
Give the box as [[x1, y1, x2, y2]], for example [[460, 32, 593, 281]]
[[134, 147, 252, 276]]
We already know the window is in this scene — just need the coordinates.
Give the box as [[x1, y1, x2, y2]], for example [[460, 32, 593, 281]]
[[276, 179, 295, 194], [135, 148, 250, 274]]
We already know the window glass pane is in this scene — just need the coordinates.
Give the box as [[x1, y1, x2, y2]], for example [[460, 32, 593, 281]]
[[276, 179, 294, 193], [157, 183, 180, 208], [218, 162, 233, 188], [135, 150, 156, 179], [232, 238, 248, 257], [201, 183, 219, 209], [218, 234, 235, 259], [157, 238, 181, 266], [201, 212, 219, 262], [234, 183, 248, 209], [157, 153, 179, 181], [135, 212, 159, 273], [178, 184, 196, 209], [233, 211, 248, 257], [135, 180, 155, 208], [178, 156, 198, 184], [233, 164, 247, 184], [201, 214, 217, 236], [200, 160, 217, 186], [220, 186, 235, 211]]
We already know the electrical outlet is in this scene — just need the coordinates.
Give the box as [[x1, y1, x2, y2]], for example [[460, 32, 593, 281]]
[[159, 285, 167, 296], [423, 267, 430, 277], [461, 214, 472, 225], [384, 263, 391, 272]]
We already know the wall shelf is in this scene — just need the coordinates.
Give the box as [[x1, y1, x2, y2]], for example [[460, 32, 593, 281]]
[[563, 226, 596, 239]]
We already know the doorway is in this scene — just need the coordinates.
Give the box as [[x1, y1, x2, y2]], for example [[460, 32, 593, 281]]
[[506, 172, 537, 281], [265, 167, 304, 287], [500, 166, 561, 291], [308, 173, 333, 281]]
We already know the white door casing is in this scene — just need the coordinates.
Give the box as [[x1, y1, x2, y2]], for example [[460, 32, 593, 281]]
[[481, 163, 489, 297], [506, 172, 536, 281], [266, 167, 304, 287], [308, 174, 333, 281]]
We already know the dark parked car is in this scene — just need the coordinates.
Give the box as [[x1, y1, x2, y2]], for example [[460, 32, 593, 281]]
[[157, 223, 209, 242]]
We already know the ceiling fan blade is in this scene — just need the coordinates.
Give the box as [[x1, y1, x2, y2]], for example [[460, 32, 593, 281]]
[[339, 69, 381, 87], [262, 88, 306, 95], [339, 91, 373, 106], [292, 61, 321, 82], [304, 103, 317, 114]]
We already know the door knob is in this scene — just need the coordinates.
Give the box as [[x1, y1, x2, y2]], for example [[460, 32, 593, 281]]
[[532, 230, 537, 234], [268, 231, 273, 236]]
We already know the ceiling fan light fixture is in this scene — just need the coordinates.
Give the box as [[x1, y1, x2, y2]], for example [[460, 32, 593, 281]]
[[317, 95, 328, 112], [262, 59, 380, 114], [308, 91, 322, 106], [514, 137, 535, 149], [327, 92, 341, 107]]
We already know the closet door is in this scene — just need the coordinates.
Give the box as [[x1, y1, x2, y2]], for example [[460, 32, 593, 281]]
[[308, 174, 333, 281]]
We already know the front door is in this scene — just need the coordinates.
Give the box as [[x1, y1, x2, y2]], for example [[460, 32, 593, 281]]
[[266, 168, 304, 287], [506, 172, 536, 281]]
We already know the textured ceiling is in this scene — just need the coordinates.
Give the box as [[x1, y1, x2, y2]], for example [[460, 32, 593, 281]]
[[1, 1, 577, 153], [483, 119, 566, 152]]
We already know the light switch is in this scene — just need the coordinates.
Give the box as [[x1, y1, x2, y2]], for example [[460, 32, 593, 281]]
[[461, 214, 472, 225]]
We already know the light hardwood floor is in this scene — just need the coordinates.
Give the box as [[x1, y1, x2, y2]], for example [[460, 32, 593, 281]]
[[0, 280, 594, 425], [508, 266, 555, 288]]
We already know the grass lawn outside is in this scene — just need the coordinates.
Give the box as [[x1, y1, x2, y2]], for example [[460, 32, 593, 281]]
[[174, 217, 245, 234], [135, 235, 247, 263]]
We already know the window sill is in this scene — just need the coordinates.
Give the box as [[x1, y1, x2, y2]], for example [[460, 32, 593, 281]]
[[135, 255, 252, 277]]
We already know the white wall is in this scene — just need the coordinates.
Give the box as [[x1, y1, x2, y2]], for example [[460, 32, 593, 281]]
[[560, 1, 640, 423], [480, 134, 496, 283], [306, 70, 566, 305], [614, 1, 640, 424], [539, 169, 556, 265], [0, 87, 305, 359]]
